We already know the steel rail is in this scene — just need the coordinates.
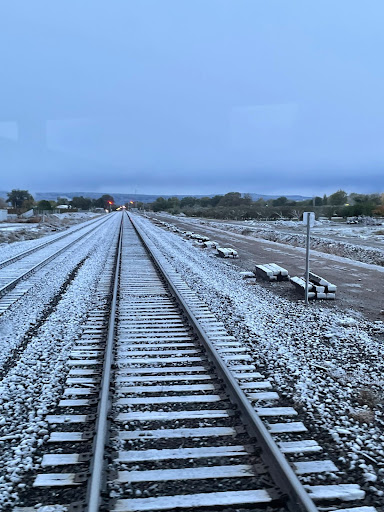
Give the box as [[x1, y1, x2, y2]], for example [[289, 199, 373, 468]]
[[128, 212, 318, 512], [0, 214, 115, 298], [86, 212, 124, 512], [0, 214, 110, 270]]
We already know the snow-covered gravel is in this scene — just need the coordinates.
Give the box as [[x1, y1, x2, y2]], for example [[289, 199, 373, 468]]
[[0, 214, 120, 509], [133, 214, 384, 502], [0, 223, 39, 232], [156, 215, 384, 267], [212, 220, 384, 266], [0, 213, 107, 262], [0, 216, 117, 371]]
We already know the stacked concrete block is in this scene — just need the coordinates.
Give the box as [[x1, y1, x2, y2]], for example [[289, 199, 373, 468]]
[[217, 247, 239, 258], [309, 272, 337, 299], [154, 220, 182, 234], [203, 240, 219, 248], [255, 263, 290, 282], [190, 233, 210, 242], [290, 273, 336, 300], [255, 264, 277, 281], [266, 263, 289, 280], [290, 277, 316, 299]]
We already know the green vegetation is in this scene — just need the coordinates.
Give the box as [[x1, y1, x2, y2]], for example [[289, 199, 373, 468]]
[[71, 196, 93, 210], [3, 188, 383, 221], [93, 194, 115, 209], [36, 200, 52, 210], [148, 190, 384, 221], [4, 190, 117, 212], [6, 189, 34, 209]]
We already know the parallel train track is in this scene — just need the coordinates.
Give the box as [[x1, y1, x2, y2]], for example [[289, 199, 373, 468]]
[[13, 212, 375, 512], [0, 214, 113, 314], [0, 214, 109, 271]]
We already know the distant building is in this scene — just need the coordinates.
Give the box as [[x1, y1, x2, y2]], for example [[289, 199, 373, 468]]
[[0, 209, 8, 221]]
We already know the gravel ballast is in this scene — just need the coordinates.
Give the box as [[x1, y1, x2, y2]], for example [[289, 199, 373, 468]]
[[0, 214, 121, 509], [133, 214, 384, 507]]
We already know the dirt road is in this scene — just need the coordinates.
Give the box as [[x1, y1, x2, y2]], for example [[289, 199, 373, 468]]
[[151, 214, 384, 323]]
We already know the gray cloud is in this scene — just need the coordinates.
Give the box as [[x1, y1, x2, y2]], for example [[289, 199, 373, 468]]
[[1, 0, 383, 195]]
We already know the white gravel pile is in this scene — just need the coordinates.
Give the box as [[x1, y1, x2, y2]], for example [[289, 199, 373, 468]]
[[0, 215, 120, 508], [134, 214, 384, 500]]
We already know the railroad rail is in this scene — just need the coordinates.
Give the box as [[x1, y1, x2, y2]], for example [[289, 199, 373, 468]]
[[14, 212, 375, 512], [0, 214, 108, 271], [0, 214, 114, 313]]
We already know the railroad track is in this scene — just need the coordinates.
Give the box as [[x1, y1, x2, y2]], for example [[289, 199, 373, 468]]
[[0, 213, 114, 314], [14, 212, 376, 512], [0, 214, 109, 271]]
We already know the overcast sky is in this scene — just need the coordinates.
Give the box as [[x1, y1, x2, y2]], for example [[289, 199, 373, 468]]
[[1, 0, 383, 196]]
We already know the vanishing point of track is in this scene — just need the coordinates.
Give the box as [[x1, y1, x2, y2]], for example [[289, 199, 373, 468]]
[[14, 212, 374, 512]]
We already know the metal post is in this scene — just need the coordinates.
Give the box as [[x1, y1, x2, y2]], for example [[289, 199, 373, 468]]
[[305, 214, 311, 305]]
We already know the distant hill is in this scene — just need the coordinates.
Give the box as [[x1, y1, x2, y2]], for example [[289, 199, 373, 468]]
[[0, 190, 311, 204], [248, 193, 310, 201]]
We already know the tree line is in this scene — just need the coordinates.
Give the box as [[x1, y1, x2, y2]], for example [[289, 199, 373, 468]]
[[3, 188, 383, 220], [148, 190, 384, 220], [3, 190, 116, 211]]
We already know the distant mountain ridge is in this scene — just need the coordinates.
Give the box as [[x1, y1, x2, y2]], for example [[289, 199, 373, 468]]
[[0, 191, 311, 204]]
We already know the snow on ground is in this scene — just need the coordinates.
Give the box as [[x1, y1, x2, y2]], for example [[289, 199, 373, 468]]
[[0, 216, 115, 369], [51, 211, 100, 221], [156, 214, 384, 266], [0, 212, 103, 246], [248, 219, 384, 249], [0, 214, 106, 262], [0, 215, 121, 508], [134, 214, 384, 498], [246, 219, 326, 228], [210, 220, 384, 266], [0, 223, 39, 232]]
